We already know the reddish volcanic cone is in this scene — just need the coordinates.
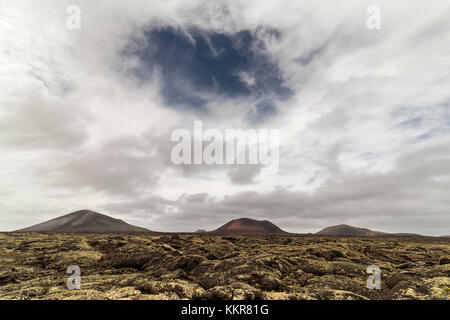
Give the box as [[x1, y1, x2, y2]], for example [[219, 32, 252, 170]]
[[214, 218, 287, 234]]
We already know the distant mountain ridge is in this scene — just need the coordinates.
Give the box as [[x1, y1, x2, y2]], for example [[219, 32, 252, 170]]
[[18, 210, 149, 233], [16, 210, 440, 237], [213, 218, 287, 234], [315, 224, 386, 236]]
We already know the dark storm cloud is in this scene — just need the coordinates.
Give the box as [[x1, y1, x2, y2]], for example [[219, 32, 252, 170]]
[[124, 25, 292, 112]]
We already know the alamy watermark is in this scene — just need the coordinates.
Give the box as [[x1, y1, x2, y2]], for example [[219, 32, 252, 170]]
[[366, 264, 381, 290], [171, 121, 280, 175], [66, 265, 81, 290], [66, 5, 81, 30], [366, 5, 381, 30]]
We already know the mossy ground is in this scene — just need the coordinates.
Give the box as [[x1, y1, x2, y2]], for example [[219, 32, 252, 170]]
[[0, 233, 449, 300]]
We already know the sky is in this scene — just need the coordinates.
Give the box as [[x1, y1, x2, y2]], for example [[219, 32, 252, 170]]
[[0, 0, 449, 235]]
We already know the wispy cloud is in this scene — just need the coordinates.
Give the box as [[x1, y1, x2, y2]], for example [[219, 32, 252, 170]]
[[1, 0, 449, 235]]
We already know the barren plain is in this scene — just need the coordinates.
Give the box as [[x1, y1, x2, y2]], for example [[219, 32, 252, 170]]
[[0, 232, 449, 300]]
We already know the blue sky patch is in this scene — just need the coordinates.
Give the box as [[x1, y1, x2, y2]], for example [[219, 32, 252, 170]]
[[124, 25, 292, 114]]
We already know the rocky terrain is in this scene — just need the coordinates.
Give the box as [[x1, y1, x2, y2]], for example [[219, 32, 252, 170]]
[[0, 232, 449, 300]]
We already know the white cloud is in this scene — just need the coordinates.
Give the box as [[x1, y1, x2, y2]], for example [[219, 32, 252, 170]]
[[0, 1, 449, 235]]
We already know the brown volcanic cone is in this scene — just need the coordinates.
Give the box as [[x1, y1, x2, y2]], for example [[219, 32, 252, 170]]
[[214, 218, 287, 234], [17, 210, 149, 233], [316, 224, 386, 236]]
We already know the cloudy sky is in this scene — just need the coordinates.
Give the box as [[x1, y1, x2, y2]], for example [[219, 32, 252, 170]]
[[1, 0, 449, 235]]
